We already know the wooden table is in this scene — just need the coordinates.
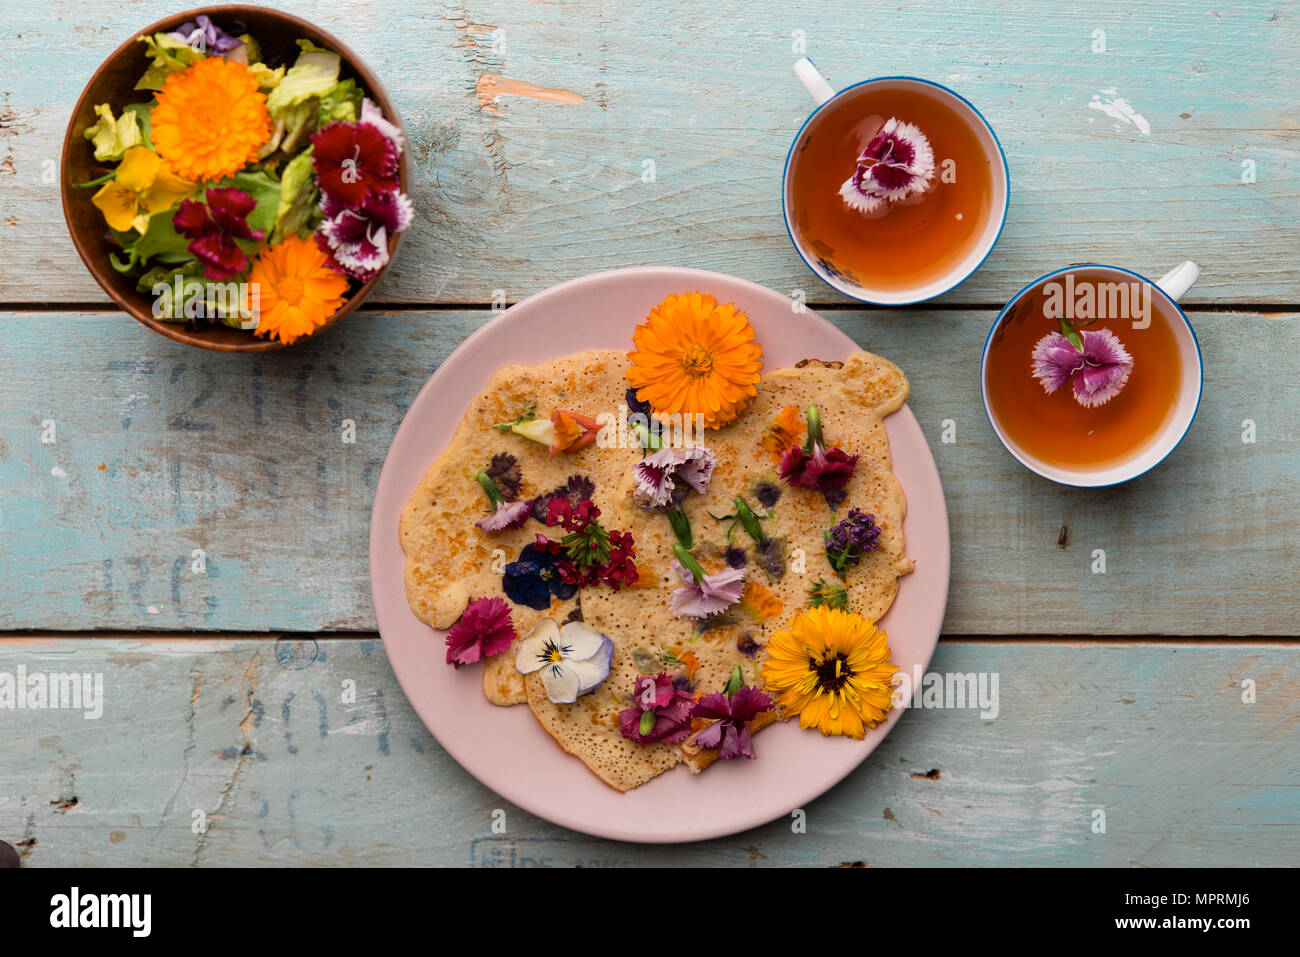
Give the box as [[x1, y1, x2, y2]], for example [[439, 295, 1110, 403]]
[[1, 0, 1296, 866]]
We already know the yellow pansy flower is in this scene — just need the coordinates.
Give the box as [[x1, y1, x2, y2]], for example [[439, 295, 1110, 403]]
[[91, 146, 197, 233]]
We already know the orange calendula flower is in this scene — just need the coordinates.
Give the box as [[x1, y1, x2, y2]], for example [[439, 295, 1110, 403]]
[[626, 292, 763, 430], [91, 146, 196, 233], [151, 57, 271, 182], [760, 405, 804, 464], [739, 581, 783, 622], [244, 235, 350, 346], [761, 606, 897, 739]]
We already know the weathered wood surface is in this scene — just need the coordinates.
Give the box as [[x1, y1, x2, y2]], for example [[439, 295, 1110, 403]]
[[1, 310, 1295, 635], [1, 0, 1297, 305], [2, 636, 1294, 866]]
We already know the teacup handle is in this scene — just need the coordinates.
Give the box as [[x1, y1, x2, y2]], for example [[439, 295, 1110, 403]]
[[1156, 261, 1200, 301], [793, 57, 836, 106]]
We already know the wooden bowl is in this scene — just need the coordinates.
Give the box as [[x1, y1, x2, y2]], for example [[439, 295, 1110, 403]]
[[60, 5, 409, 352]]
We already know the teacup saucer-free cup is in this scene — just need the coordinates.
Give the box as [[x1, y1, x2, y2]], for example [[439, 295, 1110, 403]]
[[782, 59, 1010, 305], [981, 261, 1202, 487]]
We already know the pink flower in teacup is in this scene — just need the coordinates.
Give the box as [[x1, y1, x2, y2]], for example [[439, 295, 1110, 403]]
[[839, 117, 936, 215], [1031, 327, 1134, 408]]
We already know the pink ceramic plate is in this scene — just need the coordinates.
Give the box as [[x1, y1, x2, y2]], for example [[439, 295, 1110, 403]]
[[370, 267, 949, 843]]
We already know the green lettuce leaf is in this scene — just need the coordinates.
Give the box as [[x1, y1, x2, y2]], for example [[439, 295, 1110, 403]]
[[135, 33, 205, 91], [271, 148, 320, 243], [266, 44, 340, 116], [84, 104, 143, 162], [317, 78, 362, 127]]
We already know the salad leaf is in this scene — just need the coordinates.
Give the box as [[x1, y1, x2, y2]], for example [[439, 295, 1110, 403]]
[[135, 33, 205, 91], [271, 148, 320, 243], [277, 100, 320, 156], [248, 62, 285, 90], [266, 44, 341, 115], [317, 78, 362, 127], [208, 170, 284, 240], [84, 104, 143, 162]]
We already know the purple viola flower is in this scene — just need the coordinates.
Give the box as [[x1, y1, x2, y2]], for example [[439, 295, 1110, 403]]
[[502, 543, 579, 609], [839, 117, 935, 215], [1031, 328, 1135, 408], [690, 684, 775, 760], [668, 544, 745, 619], [168, 15, 243, 55], [318, 189, 415, 281], [619, 672, 696, 746]]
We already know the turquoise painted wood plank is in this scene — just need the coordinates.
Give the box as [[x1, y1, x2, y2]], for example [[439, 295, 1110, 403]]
[[1, 0, 1297, 304], [1, 310, 1295, 634], [1, 636, 1294, 866]]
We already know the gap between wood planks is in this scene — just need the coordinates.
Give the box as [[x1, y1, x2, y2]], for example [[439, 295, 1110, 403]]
[[0, 631, 1297, 646]]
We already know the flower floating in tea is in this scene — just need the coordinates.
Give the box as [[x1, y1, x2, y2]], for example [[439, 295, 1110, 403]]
[[839, 117, 936, 216], [1031, 327, 1134, 408]]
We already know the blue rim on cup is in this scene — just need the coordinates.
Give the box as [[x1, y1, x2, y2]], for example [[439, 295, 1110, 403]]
[[782, 60, 1010, 305], [980, 262, 1204, 488]]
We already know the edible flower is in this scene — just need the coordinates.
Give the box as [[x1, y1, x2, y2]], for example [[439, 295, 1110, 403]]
[[474, 471, 531, 533], [779, 405, 858, 495], [690, 667, 775, 760], [484, 452, 522, 501], [317, 188, 414, 281], [167, 14, 244, 56], [839, 117, 935, 216], [761, 606, 897, 738], [632, 446, 715, 510], [502, 543, 579, 610], [738, 581, 783, 622], [669, 543, 745, 619], [243, 235, 349, 345], [626, 292, 764, 430], [1031, 327, 1134, 408], [824, 508, 882, 580], [537, 497, 639, 590], [530, 474, 595, 522], [807, 576, 849, 610], [91, 146, 197, 233], [84, 104, 143, 162], [151, 57, 272, 182], [444, 597, 515, 668], [172, 187, 265, 281], [760, 406, 804, 464], [493, 402, 603, 457], [619, 672, 696, 745], [515, 618, 615, 704], [311, 120, 399, 207]]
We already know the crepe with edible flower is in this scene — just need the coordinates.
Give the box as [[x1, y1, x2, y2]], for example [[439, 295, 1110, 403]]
[[401, 338, 914, 791]]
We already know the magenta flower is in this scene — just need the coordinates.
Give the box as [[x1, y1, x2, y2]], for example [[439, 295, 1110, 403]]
[[669, 544, 745, 618], [839, 117, 935, 214], [318, 188, 414, 281], [691, 684, 775, 760], [445, 597, 516, 667], [778, 406, 858, 492], [1031, 328, 1134, 408], [172, 187, 265, 281], [619, 672, 696, 745]]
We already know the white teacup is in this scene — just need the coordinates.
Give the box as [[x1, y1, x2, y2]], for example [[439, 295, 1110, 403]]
[[980, 261, 1203, 487], [783, 58, 1010, 304]]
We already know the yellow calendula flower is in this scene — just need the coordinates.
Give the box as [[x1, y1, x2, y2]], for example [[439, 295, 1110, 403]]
[[626, 292, 764, 430], [761, 606, 897, 738], [151, 56, 271, 182], [91, 146, 197, 233]]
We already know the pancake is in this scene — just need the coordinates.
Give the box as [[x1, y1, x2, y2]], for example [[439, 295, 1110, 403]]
[[400, 348, 912, 791]]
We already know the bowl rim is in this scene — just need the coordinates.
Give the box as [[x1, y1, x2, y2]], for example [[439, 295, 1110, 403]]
[[59, 3, 409, 353]]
